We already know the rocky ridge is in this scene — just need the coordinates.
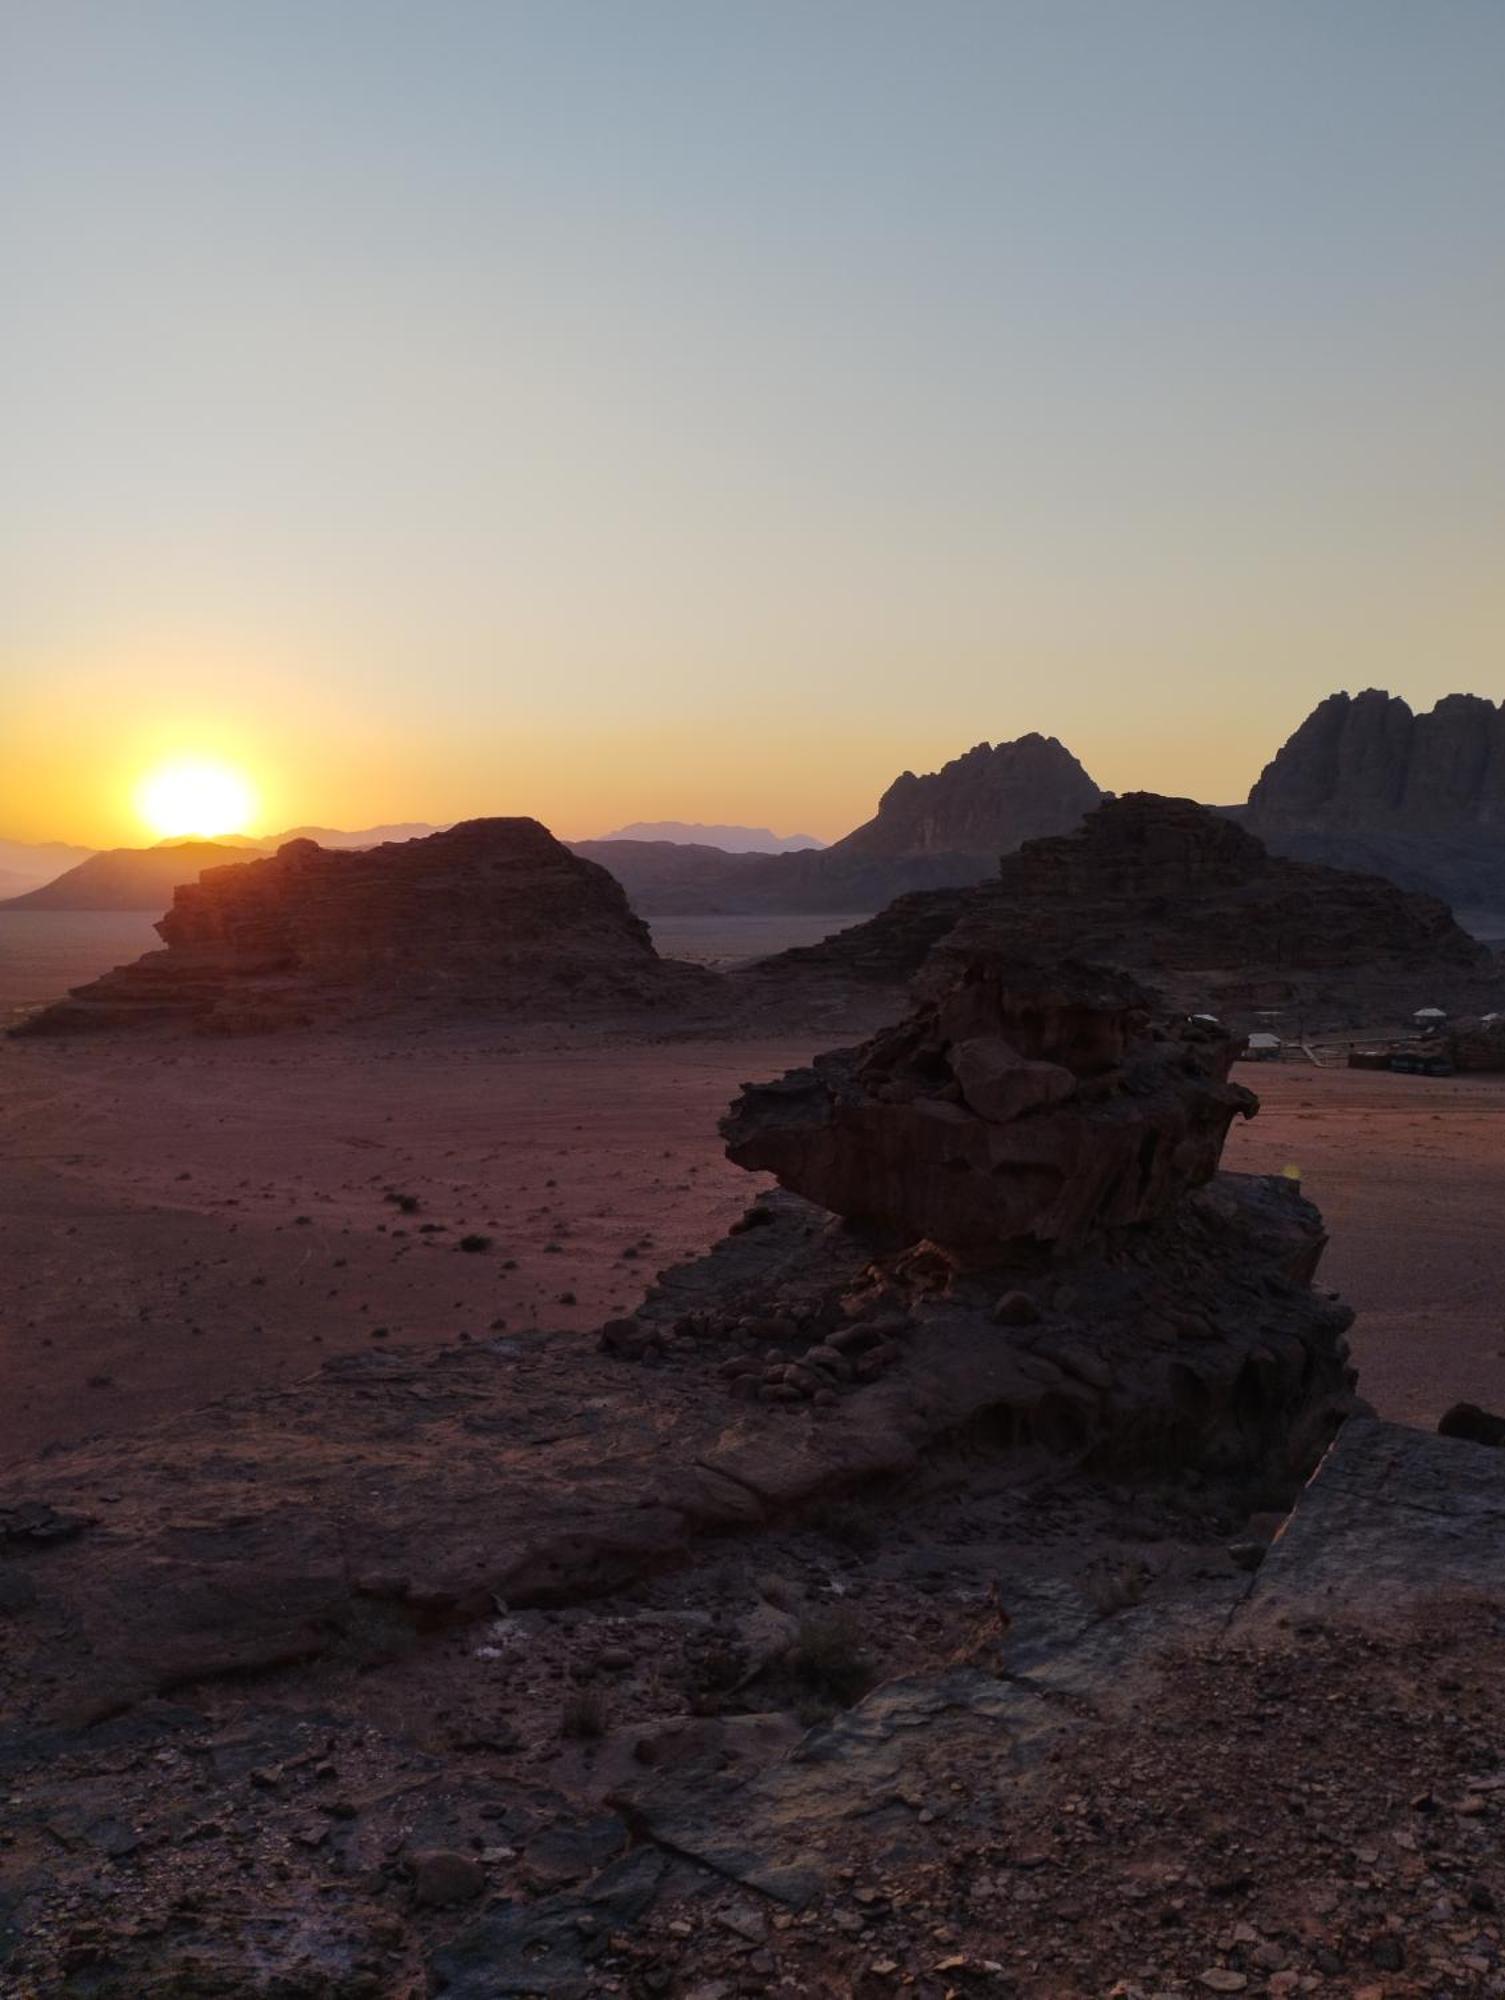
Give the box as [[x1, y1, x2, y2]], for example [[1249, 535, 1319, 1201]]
[[14, 818, 715, 1034], [757, 792, 1497, 1030]]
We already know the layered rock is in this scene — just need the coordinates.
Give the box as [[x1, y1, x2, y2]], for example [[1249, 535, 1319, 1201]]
[[725, 959, 1254, 1254], [16, 818, 713, 1033], [1243, 690, 1505, 917], [755, 793, 1497, 1030], [573, 734, 1102, 915]]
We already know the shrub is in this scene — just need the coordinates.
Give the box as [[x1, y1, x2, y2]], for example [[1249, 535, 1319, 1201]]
[[790, 1605, 873, 1707]]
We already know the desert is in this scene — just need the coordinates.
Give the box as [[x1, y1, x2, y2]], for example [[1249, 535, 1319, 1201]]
[[8, 11, 1505, 1994], [2, 796, 1504, 1997]]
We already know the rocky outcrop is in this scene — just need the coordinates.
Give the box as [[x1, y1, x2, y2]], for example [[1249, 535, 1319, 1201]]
[[1248, 689, 1505, 830], [755, 793, 1497, 1030], [1243, 690, 1505, 918], [15, 818, 714, 1033], [725, 960, 1254, 1254], [0, 839, 258, 911], [573, 735, 1103, 915]]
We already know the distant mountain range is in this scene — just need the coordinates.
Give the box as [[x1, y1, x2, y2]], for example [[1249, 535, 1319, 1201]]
[[5, 698, 1502, 924], [0, 825, 450, 911], [0, 842, 254, 912], [593, 821, 823, 853], [0, 838, 96, 899]]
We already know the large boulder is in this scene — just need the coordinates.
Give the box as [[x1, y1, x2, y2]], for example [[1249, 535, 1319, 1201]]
[[16, 818, 714, 1033], [724, 955, 1255, 1255]]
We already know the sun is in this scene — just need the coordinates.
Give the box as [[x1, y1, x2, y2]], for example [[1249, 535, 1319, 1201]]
[[136, 758, 257, 841]]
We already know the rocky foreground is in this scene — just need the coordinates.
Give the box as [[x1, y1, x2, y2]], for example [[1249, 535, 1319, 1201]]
[[7, 945, 1502, 1996]]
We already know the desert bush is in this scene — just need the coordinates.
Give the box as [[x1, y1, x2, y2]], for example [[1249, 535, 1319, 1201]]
[[791, 1605, 873, 1706], [560, 1687, 608, 1740]]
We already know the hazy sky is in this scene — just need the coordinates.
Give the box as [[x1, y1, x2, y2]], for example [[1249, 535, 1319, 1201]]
[[4, 1, 1503, 845]]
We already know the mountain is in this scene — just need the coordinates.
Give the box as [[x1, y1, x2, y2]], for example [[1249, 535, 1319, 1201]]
[[1241, 691, 1505, 919], [824, 736, 1102, 860], [594, 821, 823, 853], [754, 793, 1498, 1030], [0, 838, 96, 898], [0, 842, 261, 912], [572, 735, 1103, 915]]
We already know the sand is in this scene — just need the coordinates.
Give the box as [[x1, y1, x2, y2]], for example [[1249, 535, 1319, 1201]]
[[1224, 1060, 1505, 1428], [0, 1027, 815, 1464], [2, 1034, 1502, 1467]]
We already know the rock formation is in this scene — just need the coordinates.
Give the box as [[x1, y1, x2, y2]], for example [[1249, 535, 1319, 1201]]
[[573, 734, 1102, 915], [1242, 689, 1505, 918], [0, 839, 258, 912], [594, 942, 1361, 1492], [725, 960, 1253, 1254], [755, 792, 1497, 1030], [15, 818, 713, 1033]]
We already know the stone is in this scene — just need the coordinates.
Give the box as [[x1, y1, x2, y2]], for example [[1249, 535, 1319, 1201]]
[[724, 955, 1255, 1255], [992, 1290, 1041, 1327], [410, 1848, 486, 1907], [1438, 1401, 1505, 1448]]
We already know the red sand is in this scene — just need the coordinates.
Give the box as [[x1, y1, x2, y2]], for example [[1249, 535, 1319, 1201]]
[[2, 1036, 1501, 1464], [0, 1030, 812, 1463], [1225, 1061, 1505, 1429]]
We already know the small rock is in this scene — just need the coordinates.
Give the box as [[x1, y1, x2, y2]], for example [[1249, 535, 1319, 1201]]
[[410, 1848, 485, 1907], [992, 1290, 1040, 1326]]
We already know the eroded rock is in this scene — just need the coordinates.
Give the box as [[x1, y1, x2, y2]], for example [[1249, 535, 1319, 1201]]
[[724, 957, 1254, 1255]]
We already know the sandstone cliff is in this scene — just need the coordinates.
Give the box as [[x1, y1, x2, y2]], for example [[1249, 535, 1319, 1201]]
[[1243, 690, 1505, 918], [16, 818, 712, 1033]]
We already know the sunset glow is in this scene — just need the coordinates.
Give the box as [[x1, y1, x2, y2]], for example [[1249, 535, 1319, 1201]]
[[136, 759, 257, 841]]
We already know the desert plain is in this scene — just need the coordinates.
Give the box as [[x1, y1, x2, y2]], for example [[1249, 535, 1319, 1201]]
[[2, 1023, 1503, 1466]]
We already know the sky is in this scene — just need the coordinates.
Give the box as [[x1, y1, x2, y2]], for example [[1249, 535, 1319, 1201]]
[[3, 0, 1503, 846]]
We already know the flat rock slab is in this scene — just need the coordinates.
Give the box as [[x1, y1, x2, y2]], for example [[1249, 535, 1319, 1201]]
[[1234, 1416, 1505, 1631], [629, 1668, 1071, 1906]]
